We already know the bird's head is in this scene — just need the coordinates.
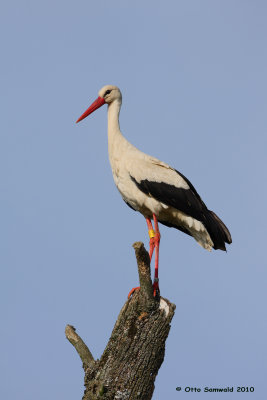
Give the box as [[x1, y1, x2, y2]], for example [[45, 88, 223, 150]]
[[98, 85, 122, 104], [76, 85, 121, 123]]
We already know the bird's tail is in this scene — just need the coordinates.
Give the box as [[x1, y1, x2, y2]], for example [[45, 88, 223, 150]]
[[205, 210, 232, 251]]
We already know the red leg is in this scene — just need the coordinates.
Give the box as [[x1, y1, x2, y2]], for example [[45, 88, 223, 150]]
[[146, 217, 155, 260], [128, 216, 160, 299], [128, 217, 155, 299], [152, 213, 161, 296]]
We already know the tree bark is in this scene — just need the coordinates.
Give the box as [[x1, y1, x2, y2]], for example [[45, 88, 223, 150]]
[[66, 242, 176, 400]]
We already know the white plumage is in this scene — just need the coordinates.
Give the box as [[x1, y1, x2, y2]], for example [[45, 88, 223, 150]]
[[76, 85, 232, 294]]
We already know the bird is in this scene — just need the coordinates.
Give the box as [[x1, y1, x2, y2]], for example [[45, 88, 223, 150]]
[[76, 85, 232, 297]]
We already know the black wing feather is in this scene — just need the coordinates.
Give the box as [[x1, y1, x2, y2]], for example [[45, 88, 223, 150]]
[[130, 171, 232, 251]]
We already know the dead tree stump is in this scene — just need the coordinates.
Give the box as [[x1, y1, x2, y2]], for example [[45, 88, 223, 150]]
[[65, 241, 176, 400]]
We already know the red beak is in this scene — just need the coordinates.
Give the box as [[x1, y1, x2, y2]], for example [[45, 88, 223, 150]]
[[76, 96, 106, 123]]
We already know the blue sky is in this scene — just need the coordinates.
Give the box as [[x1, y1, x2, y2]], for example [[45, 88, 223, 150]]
[[1, 1, 266, 399]]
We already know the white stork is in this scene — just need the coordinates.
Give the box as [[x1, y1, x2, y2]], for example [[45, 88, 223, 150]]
[[76, 85, 232, 297]]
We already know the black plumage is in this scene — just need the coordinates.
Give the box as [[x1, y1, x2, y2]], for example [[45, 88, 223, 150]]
[[130, 171, 232, 251]]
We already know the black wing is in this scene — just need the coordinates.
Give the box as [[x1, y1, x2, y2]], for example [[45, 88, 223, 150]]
[[130, 170, 232, 251]]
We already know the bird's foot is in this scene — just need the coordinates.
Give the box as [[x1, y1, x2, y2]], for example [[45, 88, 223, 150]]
[[128, 283, 159, 298], [127, 286, 140, 298], [153, 279, 160, 297]]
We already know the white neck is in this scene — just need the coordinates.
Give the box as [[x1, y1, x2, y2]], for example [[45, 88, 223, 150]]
[[107, 100, 122, 137], [106, 98, 137, 174], [107, 99, 124, 155]]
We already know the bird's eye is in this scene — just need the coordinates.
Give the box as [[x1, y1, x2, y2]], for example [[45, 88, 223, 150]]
[[104, 90, 112, 96]]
